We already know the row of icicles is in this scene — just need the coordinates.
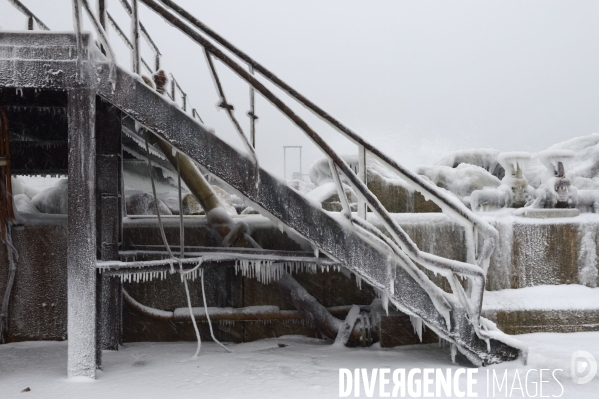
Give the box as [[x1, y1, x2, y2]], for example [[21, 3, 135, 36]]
[[234, 259, 342, 284], [111, 259, 344, 285]]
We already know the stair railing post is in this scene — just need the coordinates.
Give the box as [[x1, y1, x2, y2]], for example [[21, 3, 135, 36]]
[[131, 0, 141, 74], [357, 145, 367, 219], [98, 0, 106, 28], [248, 65, 256, 148], [71, 0, 84, 80], [97, 0, 106, 55]]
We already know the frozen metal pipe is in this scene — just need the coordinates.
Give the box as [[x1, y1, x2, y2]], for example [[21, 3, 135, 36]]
[[123, 288, 370, 324]]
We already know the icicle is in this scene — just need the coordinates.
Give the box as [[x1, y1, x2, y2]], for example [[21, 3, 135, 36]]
[[409, 316, 423, 342], [382, 291, 389, 316], [450, 343, 457, 364]]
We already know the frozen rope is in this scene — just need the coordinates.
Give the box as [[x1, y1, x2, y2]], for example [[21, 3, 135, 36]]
[[201, 271, 232, 353], [180, 263, 202, 358], [176, 153, 205, 357], [143, 130, 175, 268]]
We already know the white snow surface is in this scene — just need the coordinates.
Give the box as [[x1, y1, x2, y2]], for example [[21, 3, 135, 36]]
[[1, 333, 598, 398], [483, 284, 599, 311]]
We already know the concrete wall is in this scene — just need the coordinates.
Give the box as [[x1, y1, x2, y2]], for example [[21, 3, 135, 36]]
[[3, 213, 598, 343]]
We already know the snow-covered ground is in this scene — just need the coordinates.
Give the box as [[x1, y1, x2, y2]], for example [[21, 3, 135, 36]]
[[1, 333, 598, 398]]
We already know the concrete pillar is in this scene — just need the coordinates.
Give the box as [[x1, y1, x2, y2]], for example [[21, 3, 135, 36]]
[[67, 88, 97, 378]]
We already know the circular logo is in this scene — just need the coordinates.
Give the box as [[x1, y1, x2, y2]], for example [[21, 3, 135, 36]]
[[571, 350, 597, 385]]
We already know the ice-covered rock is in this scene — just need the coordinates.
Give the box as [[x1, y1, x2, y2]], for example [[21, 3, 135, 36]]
[[306, 182, 358, 212], [13, 193, 39, 214], [11, 176, 40, 200], [436, 149, 505, 179], [31, 179, 68, 214], [211, 185, 238, 215], [417, 163, 501, 207], [126, 192, 172, 216], [288, 179, 316, 195], [240, 206, 259, 215], [181, 193, 203, 215]]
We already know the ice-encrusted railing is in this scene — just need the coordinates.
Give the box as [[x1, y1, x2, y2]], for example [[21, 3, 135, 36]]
[[5, 0, 203, 122], [6, 0, 500, 340], [6, 0, 49, 31], [118, 0, 498, 340]]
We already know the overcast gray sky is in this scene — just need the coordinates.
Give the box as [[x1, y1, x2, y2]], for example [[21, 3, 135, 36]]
[[2, 1, 599, 179]]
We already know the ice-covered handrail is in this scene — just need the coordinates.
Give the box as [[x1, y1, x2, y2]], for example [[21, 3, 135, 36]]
[[204, 48, 257, 163], [106, 12, 153, 74], [132, 0, 492, 335], [118, 0, 162, 70], [152, 0, 498, 262], [7, 0, 50, 30]]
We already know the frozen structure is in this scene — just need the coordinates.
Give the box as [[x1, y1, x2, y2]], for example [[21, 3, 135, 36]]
[[1, 0, 526, 379]]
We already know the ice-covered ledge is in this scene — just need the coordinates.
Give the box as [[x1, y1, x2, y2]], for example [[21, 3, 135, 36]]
[[482, 285, 599, 334]]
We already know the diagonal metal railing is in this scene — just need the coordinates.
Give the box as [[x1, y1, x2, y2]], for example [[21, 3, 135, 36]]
[[4, 0, 502, 341]]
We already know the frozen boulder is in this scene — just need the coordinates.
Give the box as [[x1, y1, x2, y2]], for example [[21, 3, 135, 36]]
[[288, 179, 316, 195], [126, 192, 172, 216], [11, 176, 39, 200], [13, 193, 40, 214], [240, 206, 259, 215], [31, 179, 68, 214], [436, 149, 505, 179], [307, 182, 358, 212], [417, 163, 501, 206], [211, 186, 238, 215], [182, 193, 203, 215]]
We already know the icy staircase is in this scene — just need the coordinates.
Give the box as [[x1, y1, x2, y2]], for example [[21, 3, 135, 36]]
[[0, 24, 521, 366]]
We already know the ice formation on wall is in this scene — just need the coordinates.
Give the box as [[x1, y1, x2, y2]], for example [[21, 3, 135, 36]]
[[578, 228, 599, 288]]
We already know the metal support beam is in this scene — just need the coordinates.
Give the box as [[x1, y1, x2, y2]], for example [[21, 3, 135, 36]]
[[357, 145, 367, 219], [95, 98, 123, 368], [67, 88, 97, 378], [131, 0, 141, 74]]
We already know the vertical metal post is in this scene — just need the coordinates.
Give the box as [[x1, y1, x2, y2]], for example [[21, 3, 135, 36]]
[[358, 145, 367, 219], [248, 65, 256, 148], [171, 76, 176, 101], [98, 0, 106, 28], [67, 88, 97, 378], [95, 98, 123, 368], [131, 0, 140, 74], [27, 16, 34, 30], [283, 147, 287, 180], [97, 0, 106, 55], [299, 146, 302, 177], [72, 0, 83, 80]]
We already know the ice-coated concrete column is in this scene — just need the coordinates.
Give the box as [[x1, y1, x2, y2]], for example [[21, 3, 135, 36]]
[[67, 87, 97, 378]]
